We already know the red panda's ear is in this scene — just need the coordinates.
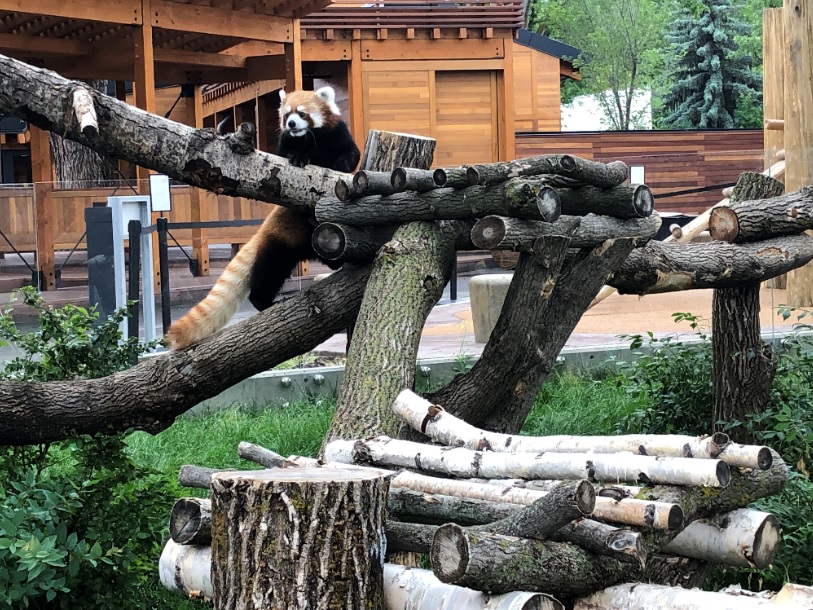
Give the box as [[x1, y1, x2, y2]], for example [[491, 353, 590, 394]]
[[279, 90, 287, 102]]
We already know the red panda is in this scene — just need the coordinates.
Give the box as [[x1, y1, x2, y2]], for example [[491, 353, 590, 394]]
[[164, 86, 361, 350]]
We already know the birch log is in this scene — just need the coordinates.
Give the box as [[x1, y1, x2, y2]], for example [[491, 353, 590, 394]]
[[210, 468, 392, 610], [324, 437, 731, 487], [169, 498, 212, 546], [661, 509, 780, 569], [72, 87, 98, 137], [573, 583, 796, 610], [389, 471, 683, 530], [392, 389, 772, 470], [384, 564, 564, 610], [159, 540, 213, 600]]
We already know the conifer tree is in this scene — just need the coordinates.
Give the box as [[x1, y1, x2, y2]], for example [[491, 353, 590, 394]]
[[659, 0, 762, 129]]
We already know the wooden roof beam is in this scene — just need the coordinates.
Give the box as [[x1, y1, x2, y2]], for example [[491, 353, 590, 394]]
[[151, 1, 294, 43], [0, 32, 92, 56], [154, 49, 249, 69], [0, 0, 142, 25]]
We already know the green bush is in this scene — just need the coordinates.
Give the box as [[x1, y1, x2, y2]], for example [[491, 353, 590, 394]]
[[0, 287, 189, 610]]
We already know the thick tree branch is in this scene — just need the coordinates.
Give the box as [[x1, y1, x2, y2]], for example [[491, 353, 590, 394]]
[[0, 54, 347, 213], [0, 265, 371, 445], [608, 236, 813, 295]]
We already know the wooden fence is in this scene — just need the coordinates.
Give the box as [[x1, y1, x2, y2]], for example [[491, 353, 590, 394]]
[[516, 129, 765, 215]]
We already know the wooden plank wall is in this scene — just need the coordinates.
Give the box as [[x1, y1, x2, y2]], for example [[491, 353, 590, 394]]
[[516, 130, 765, 215], [512, 45, 561, 133], [0, 187, 270, 254]]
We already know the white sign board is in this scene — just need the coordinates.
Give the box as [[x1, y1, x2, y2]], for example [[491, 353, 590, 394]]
[[630, 166, 645, 184], [149, 174, 172, 212]]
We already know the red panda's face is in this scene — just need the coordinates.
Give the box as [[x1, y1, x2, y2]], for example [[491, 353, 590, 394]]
[[279, 87, 342, 137]]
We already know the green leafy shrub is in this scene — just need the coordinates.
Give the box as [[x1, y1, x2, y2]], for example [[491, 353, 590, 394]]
[[0, 287, 187, 609]]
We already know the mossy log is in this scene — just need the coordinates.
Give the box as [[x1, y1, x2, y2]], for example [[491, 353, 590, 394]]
[[210, 468, 392, 610]]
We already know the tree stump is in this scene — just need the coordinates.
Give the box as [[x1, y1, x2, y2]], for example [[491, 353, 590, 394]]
[[210, 467, 392, 610], [360, 130, 437, 172]]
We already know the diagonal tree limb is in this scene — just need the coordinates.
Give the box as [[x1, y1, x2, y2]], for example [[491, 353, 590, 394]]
[[0, 265, 371, 445], [0, 53, 347, 213]]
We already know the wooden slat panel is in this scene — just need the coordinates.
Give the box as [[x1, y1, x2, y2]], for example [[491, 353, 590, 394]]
[[516, 130, 764, 214], [362, 69, 433, 139], [434, 70, 497, 166]]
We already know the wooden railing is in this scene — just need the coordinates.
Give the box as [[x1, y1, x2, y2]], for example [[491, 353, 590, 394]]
[[301, 0, 525, 30]]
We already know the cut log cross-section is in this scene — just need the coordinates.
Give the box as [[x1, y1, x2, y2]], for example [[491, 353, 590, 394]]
[[210, 467, 393, 610]]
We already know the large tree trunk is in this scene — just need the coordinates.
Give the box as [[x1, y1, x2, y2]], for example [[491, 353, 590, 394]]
[[210, 468, 391, 610], [429, 238, 639, 433], [322, 132, 453, 447], [712, 172, 782, 442], [49, 79, 117, 187]]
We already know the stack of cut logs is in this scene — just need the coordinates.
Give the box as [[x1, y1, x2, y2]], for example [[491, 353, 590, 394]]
[[159, 389, 808, 610], [312, 153, 660, 268]]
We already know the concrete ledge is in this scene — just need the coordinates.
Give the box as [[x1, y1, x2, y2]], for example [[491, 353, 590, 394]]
[[469, 273, 513, 343]]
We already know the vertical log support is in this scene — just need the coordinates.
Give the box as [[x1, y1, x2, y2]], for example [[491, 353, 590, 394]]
[[133, 0, 161, 291], [711, 172, 784, 440], [210, 468, 392, 610], [784, 0, 813, 305], [323, 132, 449, 447], [30, 126, 55, 290], [285, 18, 308, 277], [190, 85, 209, 277]]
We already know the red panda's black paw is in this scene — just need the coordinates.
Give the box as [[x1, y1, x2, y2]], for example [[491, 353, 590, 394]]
[[288, 154, 310, 168]]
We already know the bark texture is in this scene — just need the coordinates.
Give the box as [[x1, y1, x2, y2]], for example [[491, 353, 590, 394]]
[[466, 155, 628, 188], [608, 236, 813, 295], [315, 179, 562, 226], [210, 468, 391, 610], [0, 264, 371, 445], [471, 214, 660, 251], [556, 184, 654, 219], [360, 130, 437, 171], [712, 172, 782, 442], [50, 79, 118, 187], [0, 54, 347, 213], [323, 223, 455, 446], [709, 186, 813, 243], [169, 497, 212, 546], [430, 238, 638, 432]]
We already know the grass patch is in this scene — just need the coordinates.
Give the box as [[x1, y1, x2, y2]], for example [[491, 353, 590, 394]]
[[126, 398, 336, 477], [522, 368, 643, 437]]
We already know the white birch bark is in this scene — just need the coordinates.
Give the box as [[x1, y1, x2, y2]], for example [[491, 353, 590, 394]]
[[324, 436, 731, 487], [661, 509, 780, 569], [392, 389, 771, 470], [573, 582, 800, 610], [389, 471, 682, 530], [159, 539, 213, 600], [72, 87, 98, 136], [383, 564, 564, 610]]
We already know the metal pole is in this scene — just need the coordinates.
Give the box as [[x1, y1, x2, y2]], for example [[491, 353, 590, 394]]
[[157, 217, 172, 335], [127, 219, 142, 345], [450, 253, 458, 301]]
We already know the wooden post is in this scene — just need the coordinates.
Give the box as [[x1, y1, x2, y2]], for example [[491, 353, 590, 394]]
[[190, 85, 209, 276], [784, 0, 813, 305], [30, 126, 55, 290], [114, 80, 132, 180], [763, 8, 787, 289], [133, 0, 161, 292], [348, 40, 366, 158], [498, 39, 516, 162], [284, 18, 303, 93], [210, 468, 392, 610]]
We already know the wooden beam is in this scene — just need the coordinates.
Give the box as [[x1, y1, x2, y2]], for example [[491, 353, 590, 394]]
[[221, 41, 285, 56], [154, 49, 247, 69], [348, 39, 365, 154], [29, 126, 56, 291], [361, 59, 503, 72], [0, 32, 93, 56], [284, 18, 303, 92], [151, 0, 293, 43], [189, 85, 209, 278], [783, 0, 813, 306], [498, 37, 515, 162], [0, 0, 142, 24], [360, 38, 504, 61], [301, 40, 351, 61]]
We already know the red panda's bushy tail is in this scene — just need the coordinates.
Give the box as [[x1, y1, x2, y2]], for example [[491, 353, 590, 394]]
[[165, 206, 305, 350]]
